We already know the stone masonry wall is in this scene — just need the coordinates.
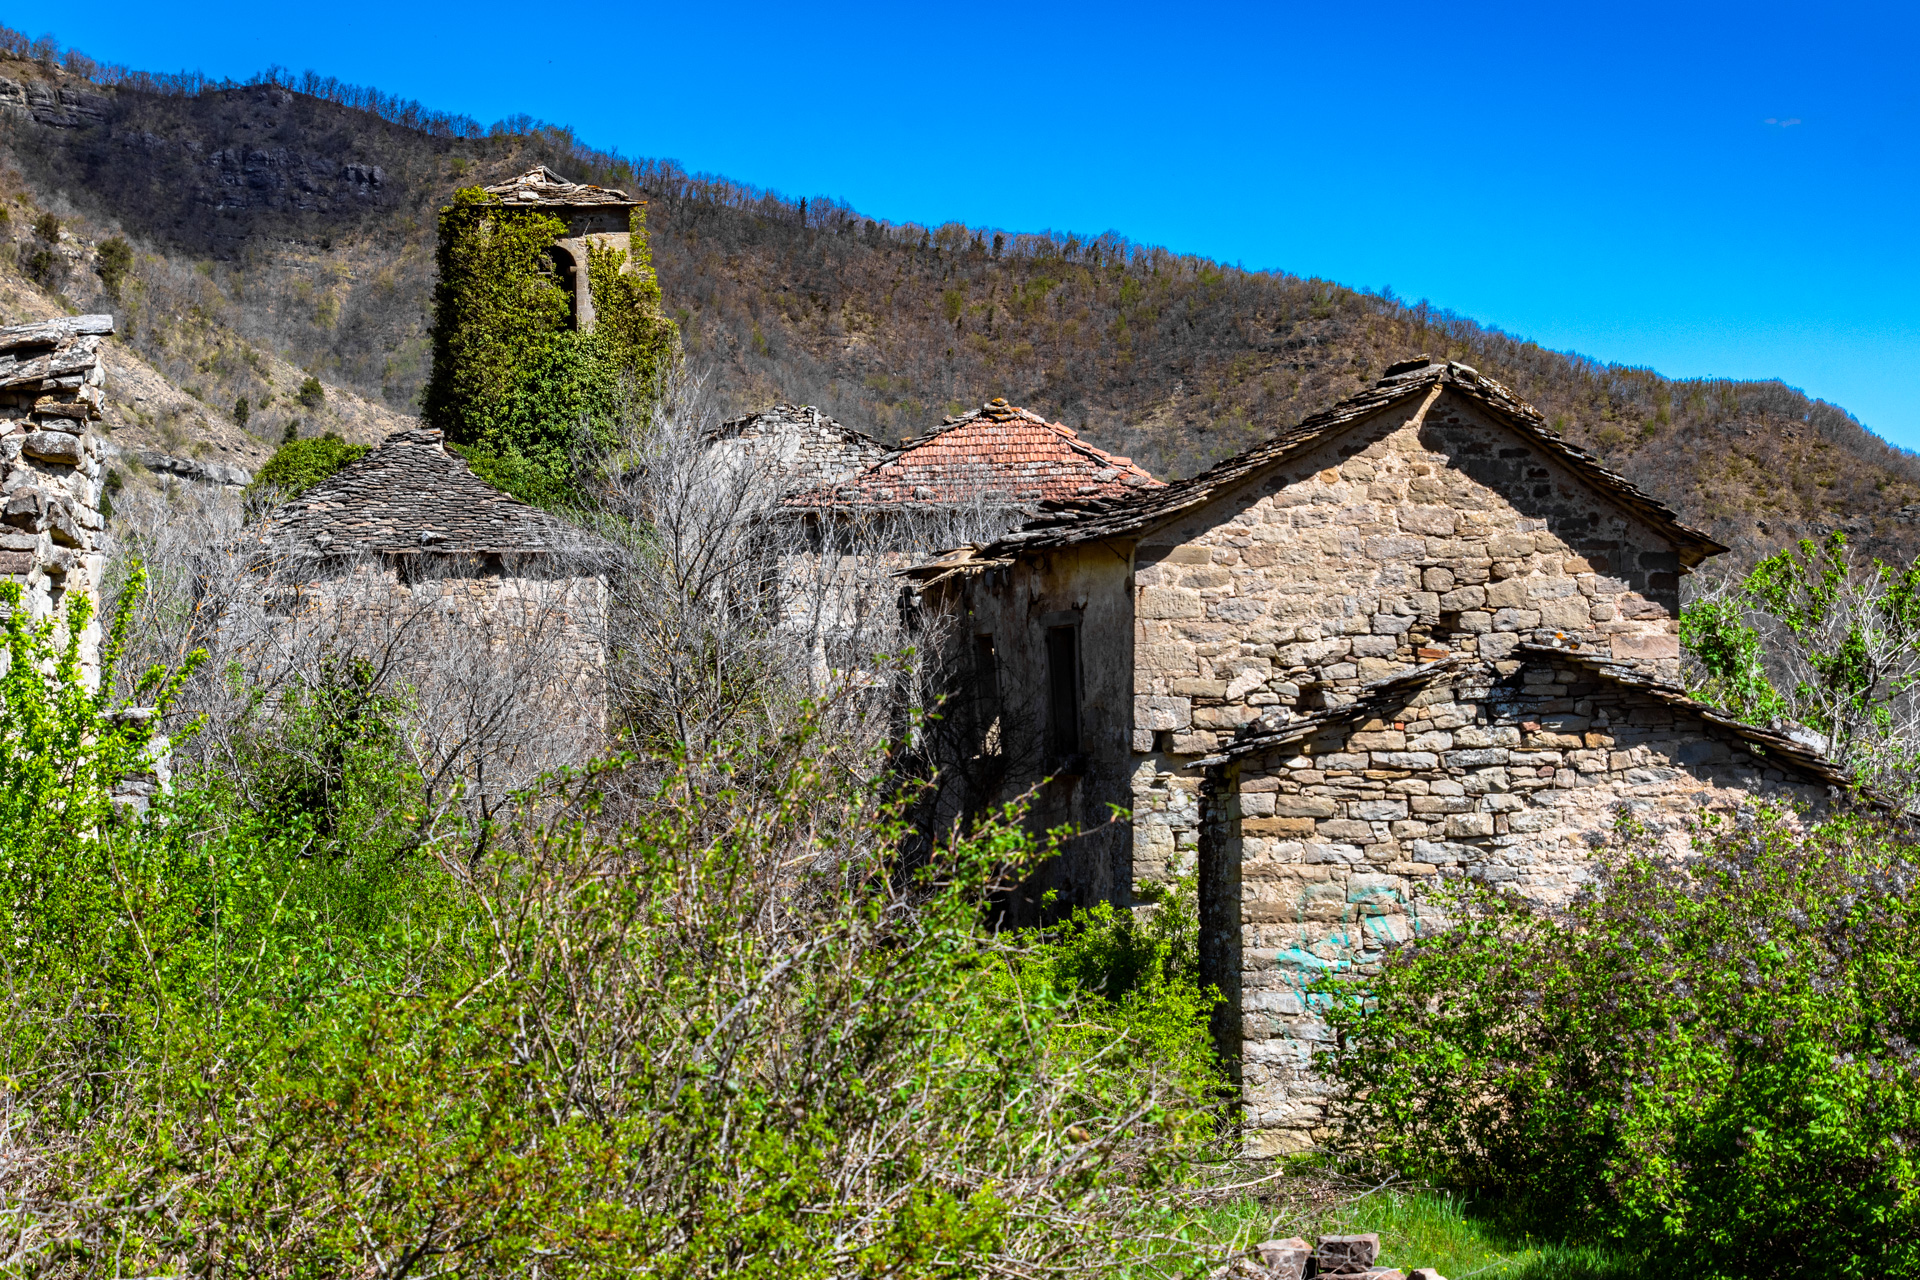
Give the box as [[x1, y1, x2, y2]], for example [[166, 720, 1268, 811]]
[[252, 556, 611, 771], [1214, 651, 1834, 1157], [0, 314, 113, 685], [1131, 386, 1693, 898]]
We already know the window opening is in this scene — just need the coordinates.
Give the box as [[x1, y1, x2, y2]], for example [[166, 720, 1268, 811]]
[[1045, 625, 1080, 760]]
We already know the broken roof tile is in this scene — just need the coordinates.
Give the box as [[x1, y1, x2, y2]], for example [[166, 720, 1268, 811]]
[[785, 397, 1161, 509]]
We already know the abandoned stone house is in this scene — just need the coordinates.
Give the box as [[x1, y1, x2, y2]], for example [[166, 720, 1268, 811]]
[[482, 165, 644, 332], [249, 426, 612, 735], [906, 356, 1849, 1154], [708, 397, 1161, 644]]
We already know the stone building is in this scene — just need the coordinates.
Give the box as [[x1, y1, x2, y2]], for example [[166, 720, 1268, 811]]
[[249, 427, 611, 738], [772, 397, 1163, 662], [905, 357, 1846, 1148], [706, 403, 892, 500], [481, 165, 644, 333], [0, 313, 114, 684], [784, 397, 1160, 511]]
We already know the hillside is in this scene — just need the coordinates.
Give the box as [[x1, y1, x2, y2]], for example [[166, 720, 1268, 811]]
[[0, 47, 1914, 567]]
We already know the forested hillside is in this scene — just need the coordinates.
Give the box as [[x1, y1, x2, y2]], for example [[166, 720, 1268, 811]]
[[2, 46, 1915, 565]]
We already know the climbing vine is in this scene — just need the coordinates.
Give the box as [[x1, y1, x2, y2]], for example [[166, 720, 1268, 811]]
[[422, 186, 677, 506]]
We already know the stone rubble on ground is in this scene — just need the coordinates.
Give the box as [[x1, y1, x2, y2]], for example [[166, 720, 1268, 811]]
[[1221, 1230, 1446, 1280]]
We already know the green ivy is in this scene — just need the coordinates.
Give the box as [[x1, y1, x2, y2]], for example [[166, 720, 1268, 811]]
[[421, 186, 678, 509]]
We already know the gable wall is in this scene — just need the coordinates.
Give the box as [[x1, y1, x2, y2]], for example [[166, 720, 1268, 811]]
[[1212, 653, 1833, 1157], [937, 543, 1134, 920], [1131, 388, 1696, 897]]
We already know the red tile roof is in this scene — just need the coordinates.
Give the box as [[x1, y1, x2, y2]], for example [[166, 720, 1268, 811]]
[[785, 398, 1160, 508]]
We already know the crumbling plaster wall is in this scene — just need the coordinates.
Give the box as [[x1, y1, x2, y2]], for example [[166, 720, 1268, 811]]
[[1130, 387, 1694, 899], [1208, 652, 1834, 1157], [943, 543, 1134, 918]]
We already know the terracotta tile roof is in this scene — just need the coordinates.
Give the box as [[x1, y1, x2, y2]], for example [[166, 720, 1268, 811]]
[[785, 398, 1161, 509], [958, 359, 1727, 568], [254, 428, 603, 560], [481, 165, 640, 209]]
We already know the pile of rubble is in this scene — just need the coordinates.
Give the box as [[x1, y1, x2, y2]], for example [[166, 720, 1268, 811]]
[[1221, 1232, 1446, 1280]]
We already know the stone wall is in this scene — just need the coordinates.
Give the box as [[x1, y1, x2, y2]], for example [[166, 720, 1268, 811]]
[[1208, 649, 1835, 1156], [710, 404, 891, 497], [1130, 386, 1696, 899], [0, 314, 113, 685]]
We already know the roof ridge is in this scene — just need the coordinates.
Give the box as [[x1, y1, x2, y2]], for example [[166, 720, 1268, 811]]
[[967, 360, 1726, 565]]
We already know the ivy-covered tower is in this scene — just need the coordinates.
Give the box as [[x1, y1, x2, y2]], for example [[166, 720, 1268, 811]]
[[480, 165, 639, 332], [422, 166, 678, 501]]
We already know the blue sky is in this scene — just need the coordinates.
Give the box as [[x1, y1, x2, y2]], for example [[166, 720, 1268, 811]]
[[10, 0, 1919, 450]]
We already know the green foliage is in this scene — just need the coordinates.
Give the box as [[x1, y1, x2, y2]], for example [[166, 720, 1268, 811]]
[[32, 210, 59, 241], [1011, 873, 1224, 1102], [1677, 594, 1781, 721], [232, 392, 249, 426], [0, 567, 194, 858], [93, 233, 132, 297], [422, 187, 679, 509], [247, 429, 369, 500], [2, 615, 1219, 1274], [296, 373, 326, 408], [1326, 808, 1920, 1277], [1680, 532, 1920, 800]]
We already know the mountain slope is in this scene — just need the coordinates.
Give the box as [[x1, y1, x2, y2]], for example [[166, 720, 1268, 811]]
[[1, 49, 1913, 567]]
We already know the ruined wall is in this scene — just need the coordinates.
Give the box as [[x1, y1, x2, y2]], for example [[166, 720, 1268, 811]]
[[1210, 651, 1834, 1157], [250, 554, 611, 771], [0, 315, 112, 684], [938, 544, 1134, 918], [710, 405, 891, 498], [1131, 386, 1694, 897]]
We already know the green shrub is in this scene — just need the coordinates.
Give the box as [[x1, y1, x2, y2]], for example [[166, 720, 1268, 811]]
[[1326, 807, 1920, 1277], [248, 430, 369, 500], [94, 234, 132, 298], [1012, 873, 1225, 1103], [296, 374, 326, 408], [1, 614, 1222, 1274], [233, 393, 250, 426]]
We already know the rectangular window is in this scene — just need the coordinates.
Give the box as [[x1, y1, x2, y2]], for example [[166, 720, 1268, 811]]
[[973, 634, 1001, 754], [1045, 625, 1080, 759]]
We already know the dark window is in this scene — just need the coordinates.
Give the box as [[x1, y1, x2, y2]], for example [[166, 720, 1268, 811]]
[[1045, 625, 1080, 758], [973, 634, 1002, 754]]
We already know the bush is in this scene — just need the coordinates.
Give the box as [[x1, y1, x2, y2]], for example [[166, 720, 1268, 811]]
[[94, 234, 132, 297], [1, 585, 1223, 1273], [247, 430, 368, 500], [1325, 807, 1920, 1277], [232, 393, 249, 426], [296, 374, 326, 408]]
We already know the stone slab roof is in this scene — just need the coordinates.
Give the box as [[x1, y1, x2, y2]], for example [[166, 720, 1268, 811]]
[[785, 397, 1161, 509], [481, 165, 639, 209], [967, 359, 1728, 568], [0, 314, 111, 394], [254, 428, 602, 559], [1199, 643, 1850, 790]]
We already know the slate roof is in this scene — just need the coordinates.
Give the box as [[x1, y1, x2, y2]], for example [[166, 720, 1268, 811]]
[[785, 398, 1161, 509], [481, 165, 640, 209], [1197, 643, 1851, 791], [254, 428, 602, 560], [950, 359, 1727, 568]]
